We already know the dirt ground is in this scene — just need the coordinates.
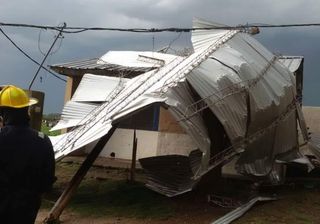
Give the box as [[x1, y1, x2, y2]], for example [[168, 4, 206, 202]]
[[36, 157, 320, 224]]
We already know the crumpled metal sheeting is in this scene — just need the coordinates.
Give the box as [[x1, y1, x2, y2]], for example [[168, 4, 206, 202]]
[[308, 133, 320, 160], [230, 33, 275, 66], [190, 24, 299, 179], [50, 101, 99, 131], [191, 18, 234, 52], [238, 89, 297, 177], [187, 59, 247, 142], [272, 111, 298, 155], [236, 131, 276, 176], [189, 149, 203, 174], [278, 56, 304, 73], [165, 82, 211, 168], [211, 196, 278, 224], [139, 152, 202, 197], [51, 29, 237, 159], [236, 110, 298, 178]]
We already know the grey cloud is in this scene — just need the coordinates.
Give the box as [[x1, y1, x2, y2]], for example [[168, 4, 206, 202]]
[[1, 0, 320, 113]]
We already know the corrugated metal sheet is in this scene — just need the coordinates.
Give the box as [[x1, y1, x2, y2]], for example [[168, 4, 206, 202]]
[[51, 27, 238, 160], [50, 57, 153, 72], [278, 56, 303, 73], [50, 51, 179, 76], [50, 101, 98, 131], [211, 196, 277, 224], [189, 20, 299, 178], [139, 154, 197, 197], [98, 51, 177, 68], [51, 74, 127, 131], [165, 81, 211, 167], [51, 18, 305, 196], [308, 134, 320, 159], [71, 74, 128, 102]]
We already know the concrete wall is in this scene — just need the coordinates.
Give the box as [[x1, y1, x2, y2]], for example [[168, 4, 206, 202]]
[[302, 106, 320, 134], [157, 132, 197, 156], [158, 107, 185, 133], [85, 129, 158, 160], [85, 128, 196, 160]]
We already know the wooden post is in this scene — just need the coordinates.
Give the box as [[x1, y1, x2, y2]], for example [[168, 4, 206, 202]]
[[129, 129, 138, 182], [44, 126, 117, 223]]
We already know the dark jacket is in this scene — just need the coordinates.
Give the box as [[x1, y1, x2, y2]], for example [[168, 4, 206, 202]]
[[0, 107, 55, 223], [0, 125, 55, 195]]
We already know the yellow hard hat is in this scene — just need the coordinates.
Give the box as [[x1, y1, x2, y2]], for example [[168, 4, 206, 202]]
[[0, 85, 38, 108]]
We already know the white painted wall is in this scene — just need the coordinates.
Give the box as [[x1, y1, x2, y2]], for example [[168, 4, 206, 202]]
[[85, 128, 197, 160]]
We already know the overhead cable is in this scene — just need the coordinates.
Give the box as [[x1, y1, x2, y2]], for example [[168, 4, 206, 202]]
[[0, 27, 66, 83], [1, 22, 320, 34], [29, 23, 66, 89]]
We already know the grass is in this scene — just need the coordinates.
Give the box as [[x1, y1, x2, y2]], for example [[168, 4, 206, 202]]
[[68, 179, 174, 219], [43, 162, 174, 220], [42, 160, 320, 223], [41, 123, 61, 136], [234, 186, 320, 224]]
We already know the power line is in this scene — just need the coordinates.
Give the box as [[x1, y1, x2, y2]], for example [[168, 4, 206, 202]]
[[1, 22, 320, 34], [0, 27, 66, 83], [38, 28, 64, 56], [29, 23, 66, 89]]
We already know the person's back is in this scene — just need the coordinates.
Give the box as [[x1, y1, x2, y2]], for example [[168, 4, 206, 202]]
[[0, 86, 55, 224]]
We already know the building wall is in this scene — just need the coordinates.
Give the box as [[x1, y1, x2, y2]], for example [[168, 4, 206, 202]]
[[85, 128, 196, 160], [302, 106, 320, 134], [158, 107, 185, 133], [64, 76, 82, 103], [157, 132, 197, 156]]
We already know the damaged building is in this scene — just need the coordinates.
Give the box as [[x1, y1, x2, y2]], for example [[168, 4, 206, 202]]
[[49, 18, 319, 198]]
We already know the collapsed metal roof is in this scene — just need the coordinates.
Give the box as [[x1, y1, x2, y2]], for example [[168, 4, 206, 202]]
[[49, 51, 176, 77], [50, 18, 315, 196], [278, 56, 303, 73]]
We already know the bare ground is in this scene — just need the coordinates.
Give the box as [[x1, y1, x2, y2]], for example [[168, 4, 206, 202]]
[[36, 157, 320, 224]]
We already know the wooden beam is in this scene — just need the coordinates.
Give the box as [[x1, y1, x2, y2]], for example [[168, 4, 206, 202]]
[[44, 126, 117, 223], [129, 129, 138, 182]]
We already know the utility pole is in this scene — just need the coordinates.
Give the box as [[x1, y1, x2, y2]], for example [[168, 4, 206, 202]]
[[28, 22, 66, 90]]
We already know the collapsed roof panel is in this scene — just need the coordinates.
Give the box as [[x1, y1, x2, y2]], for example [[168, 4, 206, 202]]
[[71, 73, 129, 102], [278, 56, 304, 73], [189, 19, 299, 179], [52, 27, 237, 160], [51, 74, 128, 131], [51, 18, 307, 196], [98, 51, 177, 68], [50, 101, 98, 131]]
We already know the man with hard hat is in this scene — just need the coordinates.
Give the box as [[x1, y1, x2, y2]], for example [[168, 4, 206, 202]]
[[0, 85, 55, 224]]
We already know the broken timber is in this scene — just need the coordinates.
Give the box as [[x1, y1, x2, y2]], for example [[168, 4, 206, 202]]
[[44, 126, 117, 223]]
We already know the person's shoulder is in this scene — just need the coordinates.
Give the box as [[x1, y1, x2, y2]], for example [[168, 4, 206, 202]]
[[36, 131, 51, 142], [0, 126, 9, 136], [37, 131, 46, 139], [29, 128, 50, 142]]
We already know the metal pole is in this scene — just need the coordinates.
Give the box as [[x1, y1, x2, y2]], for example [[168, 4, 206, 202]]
[[28, 22, 66, 90]]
